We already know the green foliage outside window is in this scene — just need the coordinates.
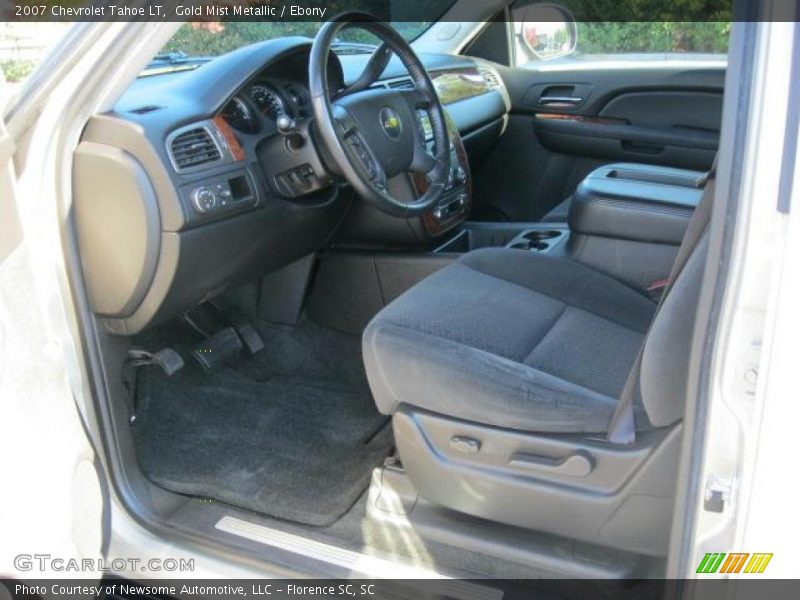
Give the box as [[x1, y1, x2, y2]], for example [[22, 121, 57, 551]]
[[1, 59, 37, 83], [575, 22, 730, 54], [514, 0, 731, 56]]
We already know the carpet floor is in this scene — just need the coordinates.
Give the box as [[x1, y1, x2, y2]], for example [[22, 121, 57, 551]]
[[133, 317, 393, 526]]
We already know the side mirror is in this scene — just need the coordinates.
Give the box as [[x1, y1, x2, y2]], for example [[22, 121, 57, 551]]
[[519, 3, 577, 62]]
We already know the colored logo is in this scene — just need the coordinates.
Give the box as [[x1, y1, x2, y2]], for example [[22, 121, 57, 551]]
[[696, 552, 773, 574], [380, 107, 402, 139]]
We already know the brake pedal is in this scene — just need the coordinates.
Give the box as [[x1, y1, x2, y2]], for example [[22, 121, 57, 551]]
[[191, 327, 243, 370]]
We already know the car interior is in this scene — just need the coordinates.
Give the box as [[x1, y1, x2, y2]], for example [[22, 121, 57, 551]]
[[69, 8, 729, 581]]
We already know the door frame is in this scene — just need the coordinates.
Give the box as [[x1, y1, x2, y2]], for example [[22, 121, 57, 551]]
[[667, 19, 800, 579]]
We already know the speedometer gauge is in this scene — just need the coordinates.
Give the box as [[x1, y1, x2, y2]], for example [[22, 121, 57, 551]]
[[221, 96, 256, 133], [251, 84, 288, 121]]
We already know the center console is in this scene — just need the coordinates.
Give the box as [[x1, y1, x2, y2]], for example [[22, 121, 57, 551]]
[[435, 222, 569, 255], [569, 163, 703, 245], [435, 162, 705, 292], [566, 163, 704, 289]]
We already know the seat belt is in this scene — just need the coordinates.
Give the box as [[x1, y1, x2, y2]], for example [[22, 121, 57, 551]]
[[606, 167, 717, 444]]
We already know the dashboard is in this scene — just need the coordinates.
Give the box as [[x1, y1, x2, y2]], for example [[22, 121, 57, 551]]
[[73, 36, 509, 335]]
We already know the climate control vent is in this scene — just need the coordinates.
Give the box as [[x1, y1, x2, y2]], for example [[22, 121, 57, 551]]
[[129, 105, 163, 115], [169, 126, 222, 171], [386, 78, 414, 90]]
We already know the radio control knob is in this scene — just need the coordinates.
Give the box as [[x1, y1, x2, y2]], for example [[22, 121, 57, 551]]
[[191, 186, 217, 213]]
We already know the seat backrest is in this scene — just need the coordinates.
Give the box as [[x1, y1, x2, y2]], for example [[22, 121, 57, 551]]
[[638, 167, 716, 427]]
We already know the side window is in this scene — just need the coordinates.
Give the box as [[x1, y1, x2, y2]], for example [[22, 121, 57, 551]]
[[510, 2, 729, 68], [572, 22, 730, 56], [1, 23, 71, 97]]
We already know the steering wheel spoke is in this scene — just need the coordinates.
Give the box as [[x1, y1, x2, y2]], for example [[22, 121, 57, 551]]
[[332, 105, 358, 136], [410, 138, 438, 175], [342, 128, 386, 186], [333, 43, 393, 100]]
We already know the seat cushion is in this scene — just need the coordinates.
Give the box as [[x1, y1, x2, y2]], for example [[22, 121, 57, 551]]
[[363, 248, 657, 434]]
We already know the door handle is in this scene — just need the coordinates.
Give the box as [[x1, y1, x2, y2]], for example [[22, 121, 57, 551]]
[[538, 96, 583, 107], [509, 450, 593, 477]]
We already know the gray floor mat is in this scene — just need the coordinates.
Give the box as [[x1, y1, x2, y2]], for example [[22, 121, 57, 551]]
[[133, 318, 393, 526]]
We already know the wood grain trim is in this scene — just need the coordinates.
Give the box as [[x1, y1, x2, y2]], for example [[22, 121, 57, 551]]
[[212, 116, 246, 162], [535, 113, 627, 126], [431, 67, 491, 105], [416, 122, 472, 237]]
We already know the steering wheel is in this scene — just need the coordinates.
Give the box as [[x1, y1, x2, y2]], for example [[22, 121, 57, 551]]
[[309, 13, 450, 218]]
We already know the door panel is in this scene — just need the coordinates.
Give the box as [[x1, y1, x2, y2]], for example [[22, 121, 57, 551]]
[[470, 63, 725, 221]]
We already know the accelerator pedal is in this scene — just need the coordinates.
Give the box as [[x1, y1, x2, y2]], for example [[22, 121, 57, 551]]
[[203, 300, 265, 355], [234, 323, 265, 354], [191, 327, 243, 370]]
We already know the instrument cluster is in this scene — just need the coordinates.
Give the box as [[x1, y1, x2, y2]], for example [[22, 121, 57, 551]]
[[220, 79, 311, 134]]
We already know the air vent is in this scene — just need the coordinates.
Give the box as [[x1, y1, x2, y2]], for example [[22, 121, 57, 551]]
[[386, 78, 414, 90], [480, 69, 501, 88], [169, 127, 221, 171], [129, 105, 163, 115]]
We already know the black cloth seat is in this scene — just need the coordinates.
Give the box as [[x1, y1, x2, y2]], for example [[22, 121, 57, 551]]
[[363, 248, 659, 434], [364, 165, 714, 436], [363, 166, 714, 555]]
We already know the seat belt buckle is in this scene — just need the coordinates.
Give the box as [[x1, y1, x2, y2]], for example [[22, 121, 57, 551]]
[[646, 278, 669, 302]]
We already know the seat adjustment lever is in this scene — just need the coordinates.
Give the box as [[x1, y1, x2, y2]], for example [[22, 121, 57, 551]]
[[449, 435, 481, 454], [508, 450, 593, 477]]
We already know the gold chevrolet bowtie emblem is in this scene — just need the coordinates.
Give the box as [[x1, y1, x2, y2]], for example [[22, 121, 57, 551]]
[[380, 107, 402, 138]]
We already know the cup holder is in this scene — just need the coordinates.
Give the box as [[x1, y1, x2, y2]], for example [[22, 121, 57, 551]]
[[510, 229, 563, 252], [511, 241, 549, 251], [522, 230, 561, 242]]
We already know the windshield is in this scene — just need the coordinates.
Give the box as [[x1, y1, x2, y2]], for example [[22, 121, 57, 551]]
[[164, 21, 434, 56], [146, 7, 453, 76]]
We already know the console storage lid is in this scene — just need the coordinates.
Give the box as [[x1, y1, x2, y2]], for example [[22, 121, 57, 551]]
[[569, 163, 705, 245]]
